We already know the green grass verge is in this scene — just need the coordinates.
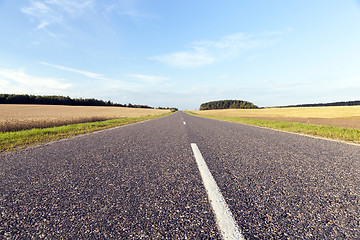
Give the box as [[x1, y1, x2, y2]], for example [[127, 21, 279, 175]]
[[185, 111, 360, 144], [0, 113, 172, 152]]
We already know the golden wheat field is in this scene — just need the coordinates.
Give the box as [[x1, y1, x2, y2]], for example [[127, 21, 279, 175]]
[[0, 104, 170, 132], [193, 106, 360, 129]]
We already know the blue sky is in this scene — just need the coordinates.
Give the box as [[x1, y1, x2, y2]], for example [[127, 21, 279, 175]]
[[1, 0, 360, 109]]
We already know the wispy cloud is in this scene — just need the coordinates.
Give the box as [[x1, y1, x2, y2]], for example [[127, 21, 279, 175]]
[[39, 62, 144, 91], [118, 10, 159, 19], [39, 62, 105, 79], [21, 1, 50, 15], [44, 0, 94, 13], [21, 0, 94, 30], [21, 0, 158, 39], [149, 51, 215, 68], [150, 32, 268, 68], [193, 33, 260, 52], [40, 62, 171, 89], [0, 68, 72, 93], [110, 0, 159, 19], [21, 1, 61, 30], [37, 21, 50, 30], [127, 74, 169, 84]]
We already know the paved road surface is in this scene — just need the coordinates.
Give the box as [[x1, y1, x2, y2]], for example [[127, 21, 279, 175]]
[[0, 112, 359, 239]]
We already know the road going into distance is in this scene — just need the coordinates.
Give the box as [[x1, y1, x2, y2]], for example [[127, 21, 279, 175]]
[[1, 112, 359, 239]]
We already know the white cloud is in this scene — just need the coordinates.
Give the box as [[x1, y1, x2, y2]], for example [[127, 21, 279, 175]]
[[0, 68, 72, 92], [127, 74, 169, 84], [150, 32, 268, 68]]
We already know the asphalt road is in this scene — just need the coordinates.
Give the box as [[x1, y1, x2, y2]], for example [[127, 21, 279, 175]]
[[0, 112, 359, 239]]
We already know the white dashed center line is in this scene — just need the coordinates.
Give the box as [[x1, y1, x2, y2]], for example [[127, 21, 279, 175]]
[[183, 121, 186, 125], [191, 143, 244, 240]]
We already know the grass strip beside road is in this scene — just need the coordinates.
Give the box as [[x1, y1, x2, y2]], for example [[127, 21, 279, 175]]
[[186, 111, 360, 145], [0, 113, 172, 152]]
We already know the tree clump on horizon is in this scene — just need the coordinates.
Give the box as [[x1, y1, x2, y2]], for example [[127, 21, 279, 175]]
[[278, 100, 360, 108], [200, 100, 259, 110]]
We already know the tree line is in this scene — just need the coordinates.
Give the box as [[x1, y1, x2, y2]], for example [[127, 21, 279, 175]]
[[200, 100, 259, 110], [277, 100, 360, 108], [0, 94, 177, 111]]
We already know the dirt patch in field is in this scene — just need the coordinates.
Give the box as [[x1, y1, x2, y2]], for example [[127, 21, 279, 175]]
[[246, 116, 360, 129]]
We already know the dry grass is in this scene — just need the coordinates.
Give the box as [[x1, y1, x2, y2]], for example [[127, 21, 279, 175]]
[[194, 106, 360, 118], [193, 106, 360, 129], [0, 104, 170, 132]]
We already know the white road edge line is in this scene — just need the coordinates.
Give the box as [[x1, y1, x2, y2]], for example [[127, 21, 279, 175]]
[[191, 143, 244, 240]]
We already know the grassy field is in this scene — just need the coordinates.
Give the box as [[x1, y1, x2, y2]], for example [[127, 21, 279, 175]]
[[191, 106, 360, 129], [0, 104, 172, 152], [0, 104, 170, 132], [188, 106, 360, 144]]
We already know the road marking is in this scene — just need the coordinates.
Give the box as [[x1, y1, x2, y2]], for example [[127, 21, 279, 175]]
[[183, 121, 186, 125], [191, 143, 244, 240]]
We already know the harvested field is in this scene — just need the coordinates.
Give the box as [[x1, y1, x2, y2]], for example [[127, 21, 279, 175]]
[[0, 104, 170, 132], [193, 106, 360, 129]]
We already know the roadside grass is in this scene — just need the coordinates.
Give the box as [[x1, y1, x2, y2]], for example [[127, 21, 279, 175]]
[[186, 111, 360, 144], [0, 113, 172, 152]]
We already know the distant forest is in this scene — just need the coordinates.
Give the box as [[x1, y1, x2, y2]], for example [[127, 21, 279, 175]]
[[278, 100, 360, 108], [0, 94, 177, 111], [200, 100, 259, 110]]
